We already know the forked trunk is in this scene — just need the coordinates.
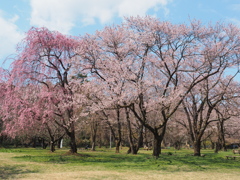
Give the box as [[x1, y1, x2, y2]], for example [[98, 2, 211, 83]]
[[152, 123, 167, 158], [125, 107, 139, 155]]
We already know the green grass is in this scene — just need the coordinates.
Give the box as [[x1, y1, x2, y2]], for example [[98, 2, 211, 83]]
[[0, 147, 240, 179]]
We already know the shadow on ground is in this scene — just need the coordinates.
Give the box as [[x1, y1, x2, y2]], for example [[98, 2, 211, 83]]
[[0, 165, 38, 179]]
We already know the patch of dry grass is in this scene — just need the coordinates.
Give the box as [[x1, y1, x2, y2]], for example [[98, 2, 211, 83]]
[[15, 169, 240, 180]]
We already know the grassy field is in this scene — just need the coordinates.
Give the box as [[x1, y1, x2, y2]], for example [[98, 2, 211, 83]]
[[0, 147, 240, 180]]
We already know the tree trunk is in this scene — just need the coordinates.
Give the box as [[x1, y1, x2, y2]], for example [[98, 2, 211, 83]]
[[98, 130, 102, 148], [211, 141, 215, 149], [50, 139, 56, 152], [91, 141, 96, 151], [69, 122, 77, 153], [0, 135, 3, 146], [193, 140, 201, 156], [32, 137, 37, 148], [136, 124, 144, 151], [115, 139, 121, 153], [42, 138, 48, 149], [174, 141, 181, 150], [218, 121, 227, 151], [125, 107, 138, 154], [115, 108, 122, 153], [91, 119, 98, 151], [152, 135, 163, 158], [127, 130, 137, 154], [57, 138, 63, 149], [214, 142, 220, 153], [69, 134, 77, 153], [222, 143, 227, 151]]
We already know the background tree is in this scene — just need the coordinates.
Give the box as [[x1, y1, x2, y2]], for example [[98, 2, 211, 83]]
[[178, 74, 240, 156]]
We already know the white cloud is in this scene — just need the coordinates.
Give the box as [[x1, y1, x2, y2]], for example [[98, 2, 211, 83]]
[[117, 0, 168, 17], [29, 0, 171, 34], [0, 11, 24, 66]]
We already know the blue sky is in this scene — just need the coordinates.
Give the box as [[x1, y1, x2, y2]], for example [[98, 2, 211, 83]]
[[1, 0, 240, 69]]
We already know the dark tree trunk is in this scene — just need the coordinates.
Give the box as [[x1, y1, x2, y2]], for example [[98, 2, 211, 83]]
[[69, 122, 77, 153], [214, 142, 220, 153], [153, 134, 163, 158], [152, 123, 167, 158], [32, 137, 37, 148], [98, 130, 102, 148], [193, 140, 201, 156], [217, 121, 227, 151], [174, 141, 181, 150], [115, 139, 121, 153], [50, 139, 56, 152], [69, 135, 77, 153], [125, 107, 138, 154], [115, 108, 122, 153], [91, 118, 98, 151], [136, 124, 144, 151], [210, 140, 215, 149], [42, 138, 48, 149], [0, 135, 3, 146]]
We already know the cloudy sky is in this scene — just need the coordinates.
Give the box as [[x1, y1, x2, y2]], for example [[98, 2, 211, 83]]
[[1, 0, 240, 68]]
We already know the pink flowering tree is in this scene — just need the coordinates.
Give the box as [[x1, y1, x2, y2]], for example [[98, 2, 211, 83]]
[[0, 83, 63, 151], [177, 73, 240, 156], [1, 27, 86, 153], [80, 17, 240, 157], [224, 115, 240, 146], [213, 80, 240, 152]]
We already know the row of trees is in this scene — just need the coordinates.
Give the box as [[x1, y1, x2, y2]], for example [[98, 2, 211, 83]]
[[1, 16, 240, 157], [1, 110, 239, 151]]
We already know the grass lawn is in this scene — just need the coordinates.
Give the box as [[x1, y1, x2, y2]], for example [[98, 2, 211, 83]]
[[0, 147, 240, 180]]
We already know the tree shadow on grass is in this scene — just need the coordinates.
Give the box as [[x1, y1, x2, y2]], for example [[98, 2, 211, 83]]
[[0, 165, 39, 179], [11, 151, 240, 173], [157, 153, 240, 172]]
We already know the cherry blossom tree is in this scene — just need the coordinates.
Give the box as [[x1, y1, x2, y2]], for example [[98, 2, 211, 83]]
[[214, 85, 240, 152], [1, 27, 86, 153], [224, 116, 240, 146], [177, 73, 240, 156], [80, 16, 240, 157], [100, 108, 123, 153]]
